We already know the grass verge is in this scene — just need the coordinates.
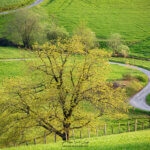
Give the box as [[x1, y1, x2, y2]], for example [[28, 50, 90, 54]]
[[3, 130, 150, 150], [146, 94, 150, 106]]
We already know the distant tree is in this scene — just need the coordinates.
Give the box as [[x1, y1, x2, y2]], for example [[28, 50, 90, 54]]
[[5, 9, 43, 48], [108, 33, 122, 55], [0, 37, 127, 146], [108, 33, 129, 57], [47, 15, 69, 42], [73, 22, 99, 51]]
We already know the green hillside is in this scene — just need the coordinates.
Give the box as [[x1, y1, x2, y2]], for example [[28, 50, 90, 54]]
[[3, 130, 150, 150], [0, 0, 35, 12], [42, 0, 150, 40], [41, 0, 150, 58], [0, 0, 150, 58]]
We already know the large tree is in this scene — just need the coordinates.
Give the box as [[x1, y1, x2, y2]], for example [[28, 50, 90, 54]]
[[0, 37, 127, 146]]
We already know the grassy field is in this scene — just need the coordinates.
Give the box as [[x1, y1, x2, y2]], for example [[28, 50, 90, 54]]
[[110, 57, 150, 70], [3, 130, 150, 150], [41, 0, 150, 59], [0, 0, 150, 58], [146, 94, 150, 106], [0, 47, 35, 59], [0, 0, 35, 12], [0, 49, 149, 147]]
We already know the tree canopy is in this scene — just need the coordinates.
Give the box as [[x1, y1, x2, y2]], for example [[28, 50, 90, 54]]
[[0, 37, 127, 146]]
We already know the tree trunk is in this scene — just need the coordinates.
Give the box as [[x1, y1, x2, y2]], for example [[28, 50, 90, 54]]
[[57, 130, 70, 141], [66, 130, 70, 141]]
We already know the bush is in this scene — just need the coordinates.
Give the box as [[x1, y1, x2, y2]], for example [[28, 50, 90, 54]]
[[108, 33, 122, 54], [123, 73, 134, 81], [126, 80, 143, 96], [47, 26, 69, 41], [73, 22, 99, 51], [108, 33, 130, 57], [146, 94, 150, 106], [135, 75, 148, 83], [118, 44, 129, 57]]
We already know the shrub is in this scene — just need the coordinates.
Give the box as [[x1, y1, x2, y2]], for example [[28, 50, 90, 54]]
[[47, 26, 69, 41], [146, 94, 150, 106], [108, 33, 130, 57], [126, 80, 143, 96], [118, 44, 129, 57], [135, 75, 148, 83], [123, 73, 134, 81], [73, 22, 99, 51], [108, 33, 122, 55]]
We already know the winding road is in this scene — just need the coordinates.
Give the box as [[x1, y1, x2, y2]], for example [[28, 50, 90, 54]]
[[0, 58, 150, 111], [110, 62, 150, 111], [0, 0, 150, 111], [0, 0, 44, 15]]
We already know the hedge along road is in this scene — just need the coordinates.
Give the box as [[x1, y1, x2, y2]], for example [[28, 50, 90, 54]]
[[0, 58, 150, 111], [0, 0, 45, 15]]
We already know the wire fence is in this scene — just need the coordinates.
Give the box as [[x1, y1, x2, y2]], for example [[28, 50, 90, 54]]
[[21, 118, 150, 146]]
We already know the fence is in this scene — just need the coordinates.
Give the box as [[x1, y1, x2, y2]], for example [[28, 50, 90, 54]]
[[22, 118, 150, 146]]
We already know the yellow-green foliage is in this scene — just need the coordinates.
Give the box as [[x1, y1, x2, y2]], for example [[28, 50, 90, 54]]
[[0, 38, 128, 147]]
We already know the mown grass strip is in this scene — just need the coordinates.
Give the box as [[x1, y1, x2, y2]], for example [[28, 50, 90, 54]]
[[3, 130, 150, 150], [110, 57, 150, 71]]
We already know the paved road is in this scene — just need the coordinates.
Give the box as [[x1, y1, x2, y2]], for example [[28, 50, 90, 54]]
[[0, 0, 44, 15], [0, 58, 150, 111], [110, 62, 150, 111], [0, 58, 30, 61]]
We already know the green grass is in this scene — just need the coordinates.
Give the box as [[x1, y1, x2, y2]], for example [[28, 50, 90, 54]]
[[146, 94, 150, 106], [0, 59, 147, 84], [0, 0, 35, 12], [108, 64, 147, 83], [0, 49, 149, 147], [41, 0, 150, 59], [3, 130, 150, 150], [0, 47, 35, 59], [1, 0, 150, 58], [110, 57, 150, 70], [41, 0, 150, 40], [129, 37, 150, 59]]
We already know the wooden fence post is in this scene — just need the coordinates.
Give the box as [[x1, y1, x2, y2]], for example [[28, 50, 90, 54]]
[[55, 133, 57, 143], [128, 121, 130, 132], [66, 131, 67, 141], [88, 128, 90, 138], [104, 124, 107, 135], [80, 130, 82, 139], [119, 123, 120, 134], [142, 123, 144, 130], [44, 132, 46, 144], [135, 119, 137, 131], [96, 127, 98, 136], [111, 126, 113, 134], [34, 138, 36, 145], [72, 129, 75, 139]]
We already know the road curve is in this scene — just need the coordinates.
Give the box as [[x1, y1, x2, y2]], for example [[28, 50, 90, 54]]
[[110, 62, 150, 111], [0, 0, 44, 15], [0, 58, 150, 111]]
